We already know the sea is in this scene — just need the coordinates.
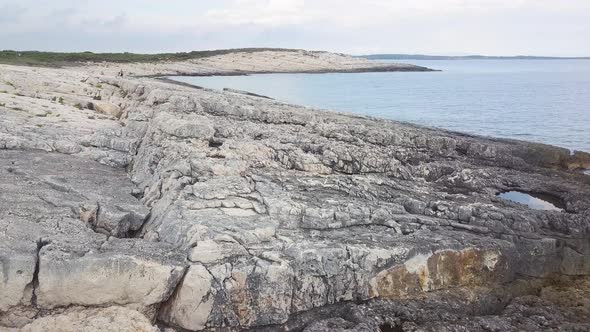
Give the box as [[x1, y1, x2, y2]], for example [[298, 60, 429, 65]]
[[169, 59, 590, 152]]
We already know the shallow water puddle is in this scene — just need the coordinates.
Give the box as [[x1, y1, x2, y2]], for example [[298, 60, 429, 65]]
[[497, 191, 564, 211]]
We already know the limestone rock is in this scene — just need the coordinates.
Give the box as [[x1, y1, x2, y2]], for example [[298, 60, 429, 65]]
[[158, 265, 215, 331], [0, 150, 185, 327], [1, 50, 589, 331], [154, 112, 215, 140], [36, 239, 186, 310], [94, 102, 122, 118], [20, 307, 159, 332]]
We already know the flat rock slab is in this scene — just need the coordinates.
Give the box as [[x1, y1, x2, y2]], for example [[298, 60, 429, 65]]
[[19, 306, 159, 332], [0, 150, 148, 237]]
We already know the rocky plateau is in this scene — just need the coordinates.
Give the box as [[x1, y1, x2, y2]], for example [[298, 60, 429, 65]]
[[0, 49, 589, 331]]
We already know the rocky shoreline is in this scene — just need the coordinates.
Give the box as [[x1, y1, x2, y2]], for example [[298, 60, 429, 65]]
[[1, 50, 589, 331]]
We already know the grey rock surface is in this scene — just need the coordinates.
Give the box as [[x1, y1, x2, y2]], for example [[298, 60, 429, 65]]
[[1, 50, 589, 331], [0, 150, 185, 328]]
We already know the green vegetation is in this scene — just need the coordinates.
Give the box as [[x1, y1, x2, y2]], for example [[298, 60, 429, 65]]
[[4, 80, 15, 87], [74, 103, 83, 110], [51, 96, 65, 103], [0, 48, 301, 67], [0, 102, 5, 107]]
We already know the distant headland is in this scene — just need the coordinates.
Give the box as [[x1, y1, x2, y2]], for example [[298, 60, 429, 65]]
[[358, 54, 590, 60]]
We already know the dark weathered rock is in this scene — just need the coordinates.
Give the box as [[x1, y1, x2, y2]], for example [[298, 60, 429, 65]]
[[298, 277, 590, 332]]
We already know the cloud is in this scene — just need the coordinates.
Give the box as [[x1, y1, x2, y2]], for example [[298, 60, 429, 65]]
[[205, 0, 310, 26], [0, 3, 26, 24], [81, 13, 127, 32], [0, 0, 589, 55]]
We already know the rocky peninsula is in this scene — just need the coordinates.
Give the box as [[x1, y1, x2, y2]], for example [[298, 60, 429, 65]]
[[0, 49, 589, 332]]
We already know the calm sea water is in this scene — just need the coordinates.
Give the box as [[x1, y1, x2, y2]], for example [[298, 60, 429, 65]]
[[170, 60, 590, 152]]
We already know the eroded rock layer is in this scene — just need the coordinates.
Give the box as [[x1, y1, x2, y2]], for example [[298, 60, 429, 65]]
[[1, 50, 589, 331]]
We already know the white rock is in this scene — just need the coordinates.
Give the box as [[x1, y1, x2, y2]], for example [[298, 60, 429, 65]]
[[94, 102, 122, 118], [159, 265, 214, 331], [20, 306, 159, 332]]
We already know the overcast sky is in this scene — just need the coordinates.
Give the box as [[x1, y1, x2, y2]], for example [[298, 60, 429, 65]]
[[1, 0, 589, 56]]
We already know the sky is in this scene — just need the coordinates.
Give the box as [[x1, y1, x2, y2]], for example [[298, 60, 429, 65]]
[[1, 0, 590, 56]]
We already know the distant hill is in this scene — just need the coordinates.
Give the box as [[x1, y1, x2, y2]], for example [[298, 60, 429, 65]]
[[358, 54, 590, 60], [0, 48, 304, 67]]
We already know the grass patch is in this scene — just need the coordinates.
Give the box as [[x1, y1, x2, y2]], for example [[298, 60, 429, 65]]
[[74, 103, 83, 110], [58, 96, 64, 104], [0, 48, 303, 67]]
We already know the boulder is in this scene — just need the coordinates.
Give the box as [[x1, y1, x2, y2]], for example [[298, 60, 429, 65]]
[[94, 102, 122, 118]]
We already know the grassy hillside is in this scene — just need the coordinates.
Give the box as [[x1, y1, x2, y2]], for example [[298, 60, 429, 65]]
[[0, 48, 302, 67]]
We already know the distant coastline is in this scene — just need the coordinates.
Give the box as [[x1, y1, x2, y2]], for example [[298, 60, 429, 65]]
[[358, 54, 590, 60]]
